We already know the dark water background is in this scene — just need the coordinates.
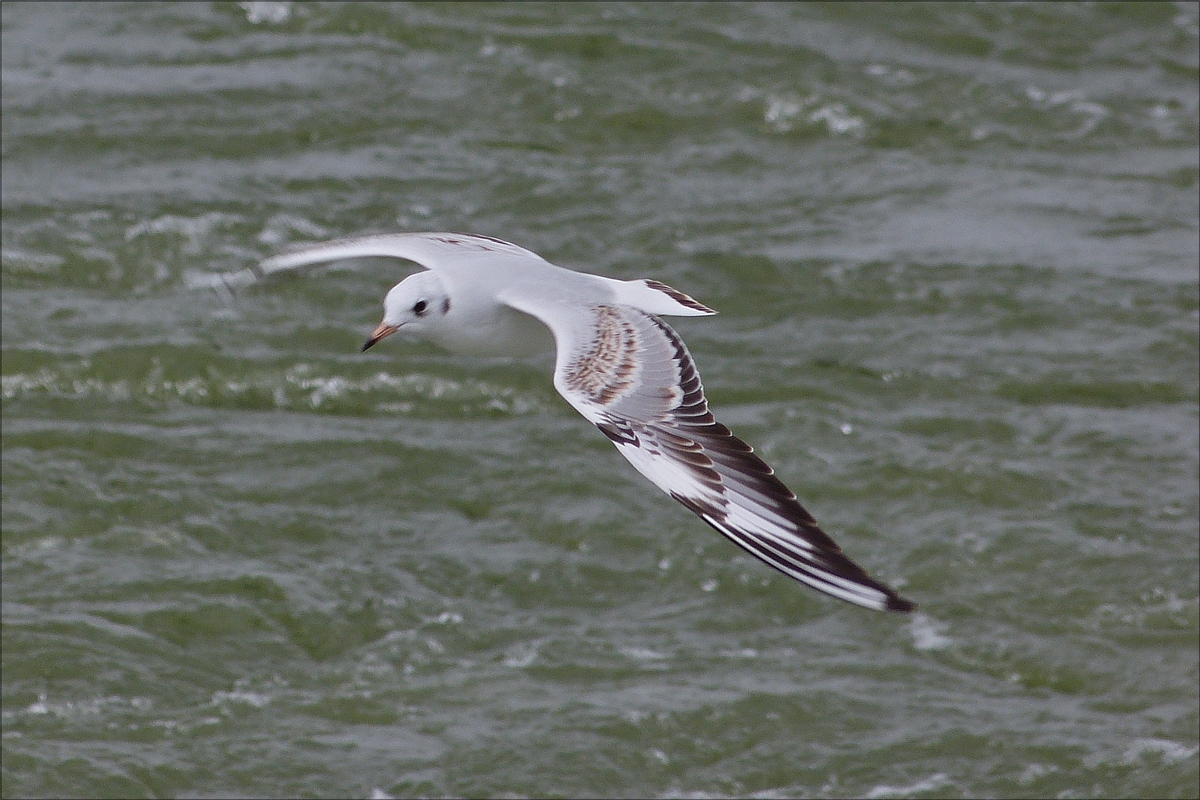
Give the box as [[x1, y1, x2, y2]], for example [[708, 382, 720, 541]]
[[3, 3, 1198, 798]]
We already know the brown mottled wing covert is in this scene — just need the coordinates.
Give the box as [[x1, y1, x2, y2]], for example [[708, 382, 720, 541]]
[[507, 297, 914, 613]]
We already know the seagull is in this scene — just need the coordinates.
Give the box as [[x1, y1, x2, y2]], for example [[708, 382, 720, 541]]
[[190, 232, 915, 612]]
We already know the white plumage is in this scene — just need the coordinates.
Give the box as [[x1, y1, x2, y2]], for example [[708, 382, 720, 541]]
[[189, 232, 914, 612]]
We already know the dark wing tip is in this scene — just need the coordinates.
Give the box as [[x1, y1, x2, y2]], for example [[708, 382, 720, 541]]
[[885, 594, 917, 613]]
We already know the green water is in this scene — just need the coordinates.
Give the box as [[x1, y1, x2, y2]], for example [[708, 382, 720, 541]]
[[2, 3, 1197, 798]]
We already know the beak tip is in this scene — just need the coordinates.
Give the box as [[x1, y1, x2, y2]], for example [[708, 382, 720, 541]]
[[362, 322, 399, 353]]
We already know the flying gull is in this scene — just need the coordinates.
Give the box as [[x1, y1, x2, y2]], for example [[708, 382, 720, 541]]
[[190, 232, 915, 612]]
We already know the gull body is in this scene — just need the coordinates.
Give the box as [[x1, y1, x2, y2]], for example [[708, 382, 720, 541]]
[[193, 231, 914, 613], [370, 269, 556, 357]]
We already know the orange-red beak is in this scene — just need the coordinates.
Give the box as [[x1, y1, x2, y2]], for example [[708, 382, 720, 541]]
[[362, 322, 401, 352]]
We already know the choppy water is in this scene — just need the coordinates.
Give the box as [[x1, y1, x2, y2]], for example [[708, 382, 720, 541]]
[[3, 3, 1198, 798]]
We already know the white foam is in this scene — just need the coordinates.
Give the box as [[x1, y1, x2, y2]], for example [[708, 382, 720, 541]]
[[909, 613, 953, 651], [864, 772, 952, 799]]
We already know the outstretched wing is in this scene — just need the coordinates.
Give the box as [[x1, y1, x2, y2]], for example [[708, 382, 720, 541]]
[[500, 292, 914, 613], [184, 232, 547, 292]]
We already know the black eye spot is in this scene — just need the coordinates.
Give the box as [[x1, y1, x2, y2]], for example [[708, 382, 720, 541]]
[[412, 300, 428, 316]]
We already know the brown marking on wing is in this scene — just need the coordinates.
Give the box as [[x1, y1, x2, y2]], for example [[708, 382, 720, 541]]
[[466, 233, 523, 248], [644, 314, 845, 553], [432, 233, 529, 255], [571, 310, 915, 612], [433, 235, 476, 248], [564, 306, 639, 405]]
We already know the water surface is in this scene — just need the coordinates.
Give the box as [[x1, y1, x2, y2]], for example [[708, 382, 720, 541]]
[[3, 3, 1198, 798]]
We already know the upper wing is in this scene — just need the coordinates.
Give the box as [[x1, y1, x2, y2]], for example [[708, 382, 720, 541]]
[[184, 232, 546, 292], [500, 292, 915, 613]]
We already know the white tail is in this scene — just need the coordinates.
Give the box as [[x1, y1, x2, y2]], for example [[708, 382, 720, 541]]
[[612, 278, 717, 317]]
